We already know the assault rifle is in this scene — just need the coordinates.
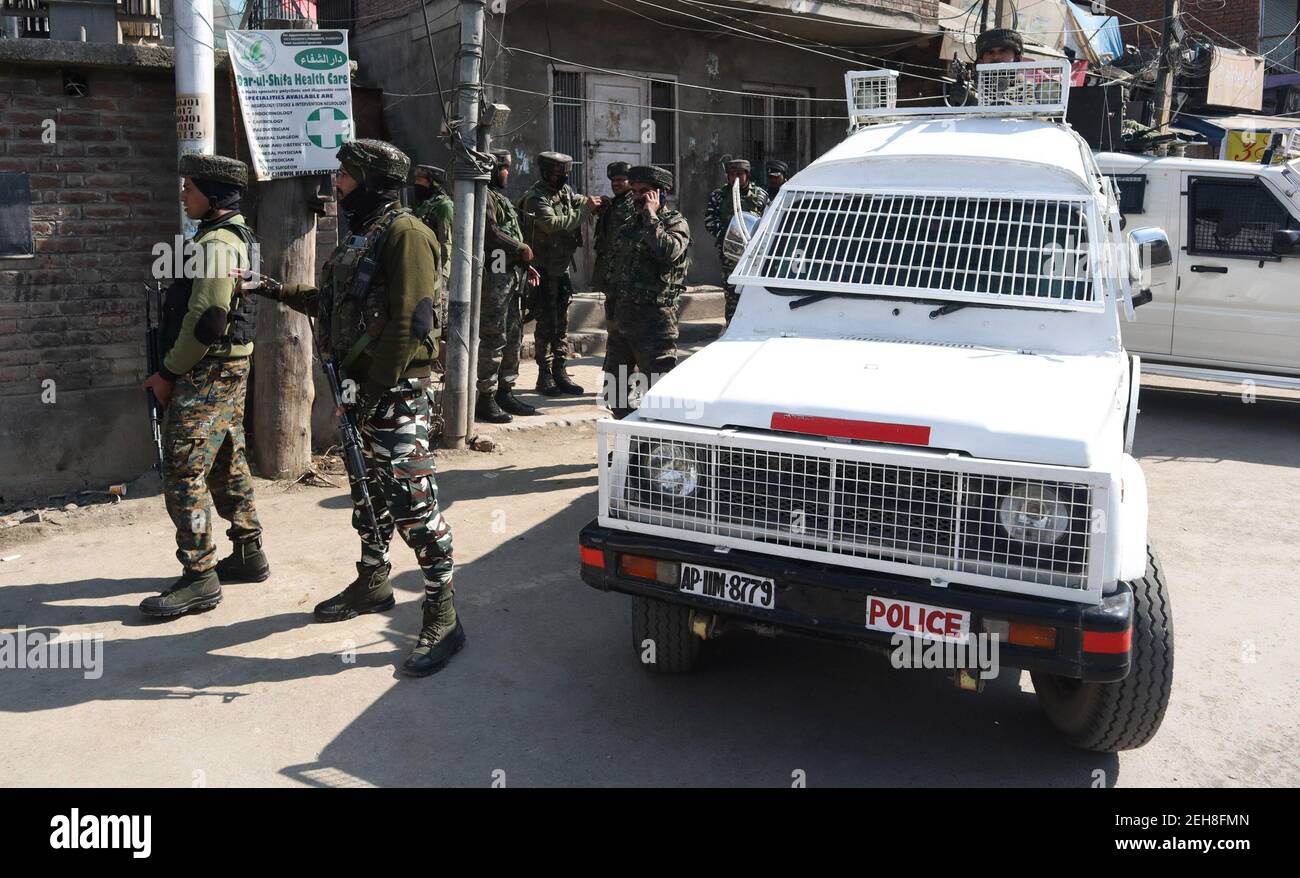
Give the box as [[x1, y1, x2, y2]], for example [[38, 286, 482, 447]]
[[142, 282, 165, 473]]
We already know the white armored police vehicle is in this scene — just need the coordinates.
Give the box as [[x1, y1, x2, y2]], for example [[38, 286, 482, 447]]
[[579, 63, 1174, 751]]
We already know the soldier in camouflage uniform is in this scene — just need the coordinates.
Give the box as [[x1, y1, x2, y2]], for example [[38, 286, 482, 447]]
[[517, 151, 602, 396], [591, 161, 633, 293], [247, 140, 462, 677], [764, 159, 790, 200], [704, 158, 769, 324], [476, 148, 540, 424], [411, 164, 453, 331], [602, 166, 691, 419], [139, 154, 268, 618]]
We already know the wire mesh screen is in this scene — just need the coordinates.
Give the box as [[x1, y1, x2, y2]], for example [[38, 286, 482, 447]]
[[609, 432, 1096, 590], [1190, 178, 1291, 257], [1106, 173, 1146, 214], [976, 62, 1069, 110], [733, 189, 1096, 307], [846, 70, 898, 126]]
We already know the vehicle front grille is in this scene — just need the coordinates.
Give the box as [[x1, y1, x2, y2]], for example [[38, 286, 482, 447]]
[[610, 430, 1098, 594]]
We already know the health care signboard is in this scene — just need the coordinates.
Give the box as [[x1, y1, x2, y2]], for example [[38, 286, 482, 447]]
[[228, 29, 355, 180]]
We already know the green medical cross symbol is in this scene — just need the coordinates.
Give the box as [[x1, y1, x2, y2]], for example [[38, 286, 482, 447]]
[[306, 107, 350, 149]]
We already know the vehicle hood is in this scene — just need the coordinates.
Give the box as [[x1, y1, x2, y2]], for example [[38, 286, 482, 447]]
[[637, 337, 1128, 468]]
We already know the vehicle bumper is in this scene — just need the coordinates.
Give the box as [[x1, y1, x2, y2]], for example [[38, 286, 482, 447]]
[[579, 521, 1132, 682]]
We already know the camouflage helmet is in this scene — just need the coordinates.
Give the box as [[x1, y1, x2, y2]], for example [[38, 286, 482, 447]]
[[606, 161, 631, 180], [766, 159, 790, 178], [976, 28, 1023, 59], [626, 165, 673, 192], [178, 153, 248, 189], [413, 164, 446, 185], [490, 149, 512, 169], [537, 151, 573, 175], [337, 139, 410, 186], [725, 159, 751, 174]]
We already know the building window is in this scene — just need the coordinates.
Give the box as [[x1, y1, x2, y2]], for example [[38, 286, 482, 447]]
[[650, 78, 677, 182], [741, 86, 811, 179], [1188, 176, 1295, 257], [551, 69, 585, 187], [0, 173, 35, 259], [1261, 0, 1300, 72]]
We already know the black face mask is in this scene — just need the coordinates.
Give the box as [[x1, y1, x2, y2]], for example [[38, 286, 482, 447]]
[[413, 183, 435, 205], [341, 185, 399, 232]]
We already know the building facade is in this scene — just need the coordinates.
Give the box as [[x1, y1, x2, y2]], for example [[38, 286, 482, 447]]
[[349, 0, 942, 286]]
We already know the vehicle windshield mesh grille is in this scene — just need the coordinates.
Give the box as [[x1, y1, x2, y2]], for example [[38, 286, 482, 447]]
[[732, 190, 1096, 307], [610, 432, 1096, 591]]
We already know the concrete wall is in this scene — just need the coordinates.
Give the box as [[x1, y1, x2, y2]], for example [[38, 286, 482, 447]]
[[351, 0, 939, 285]]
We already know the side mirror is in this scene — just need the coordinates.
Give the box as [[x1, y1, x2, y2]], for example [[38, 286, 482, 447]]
[[1127, 226, 1172, 310], [1273, 229, 1300, 255]]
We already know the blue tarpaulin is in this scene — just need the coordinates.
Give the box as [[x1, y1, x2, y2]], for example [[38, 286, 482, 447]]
[[1068, 3, 1123, 65]]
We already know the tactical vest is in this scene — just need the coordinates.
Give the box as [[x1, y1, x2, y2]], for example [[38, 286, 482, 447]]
[[160, 215, 257, 358], [609, 210, 691, 307], [319, 204, 438, 380]]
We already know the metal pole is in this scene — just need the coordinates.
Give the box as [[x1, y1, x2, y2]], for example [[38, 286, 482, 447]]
[[466, 123, 490, 437], [174, 0, 215, 237], [1151, 0, 1180, 155], [441, 0, 489, 449]]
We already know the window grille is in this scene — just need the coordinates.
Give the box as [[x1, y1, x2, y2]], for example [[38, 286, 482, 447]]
[[551, 70, 584, 187], [1189, 177, 1292, 257], [731, 188, 1097, 309], [1106, 173, 1146, 214]]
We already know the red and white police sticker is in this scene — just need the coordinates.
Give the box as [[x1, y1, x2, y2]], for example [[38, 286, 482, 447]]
[[866, 596, 970, 643]]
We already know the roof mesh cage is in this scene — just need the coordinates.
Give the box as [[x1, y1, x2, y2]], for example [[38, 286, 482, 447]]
[[730, 187, 1099, 310], [845, 70, 899, 129], [845, 61, 1071, 124]]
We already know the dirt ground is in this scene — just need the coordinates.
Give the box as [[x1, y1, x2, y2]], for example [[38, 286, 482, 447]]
[[0, 372, 1297, 787]]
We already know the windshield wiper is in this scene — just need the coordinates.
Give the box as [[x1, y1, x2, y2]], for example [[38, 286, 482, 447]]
[[788, 291, 861, 310], [928, 302, 971, 319]]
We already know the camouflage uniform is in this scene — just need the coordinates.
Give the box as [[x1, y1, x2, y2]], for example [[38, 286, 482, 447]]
[[592, 161, 635, 294], [603, 166, 691, 419], [479, 180, 529, 397], [517, 152, 592, 389], [271, 140, 461, 676], [704, 162, 769, 322], [141, 153, 265, 617], [411, 164, 454, 329]]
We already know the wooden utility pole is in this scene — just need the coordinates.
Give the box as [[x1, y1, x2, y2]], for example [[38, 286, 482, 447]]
[[1151, 0, 1180, 152], [251, 16, 317, 479]]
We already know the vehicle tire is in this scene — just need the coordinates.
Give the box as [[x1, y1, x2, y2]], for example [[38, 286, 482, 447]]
[[631, 595, 701, 674], [1031, 545, 1174, 752]]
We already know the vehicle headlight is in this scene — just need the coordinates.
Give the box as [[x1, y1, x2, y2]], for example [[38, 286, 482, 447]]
[[647, 443, 699, 500], [998, 484, 1069, 545]]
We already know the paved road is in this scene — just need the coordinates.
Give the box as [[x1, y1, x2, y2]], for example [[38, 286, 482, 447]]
[[0, 374, 1296, 787]]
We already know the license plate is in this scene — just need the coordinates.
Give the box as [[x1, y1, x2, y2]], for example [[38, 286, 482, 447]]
[[866, 596, 970, 643], [679, 563, 776, 610]]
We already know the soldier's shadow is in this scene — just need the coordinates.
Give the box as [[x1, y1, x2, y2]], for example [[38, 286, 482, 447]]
[[0, 574, 420, 714]]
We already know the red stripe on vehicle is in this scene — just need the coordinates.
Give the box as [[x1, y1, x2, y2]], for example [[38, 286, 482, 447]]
[[770, 412, 931, 446], [579, 545, 605, 569], [1083, 628, 1132, 654]]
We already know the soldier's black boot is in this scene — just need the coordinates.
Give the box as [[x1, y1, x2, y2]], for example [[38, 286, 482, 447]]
[[215, 538, 270, 583], [552, 359, 584, 395], [140, 569, 222, 618], [496, 385, 537, 416], [535, 362, 562, 397], [475, 391, 513, 424], [313, 562, 395, 622], [402, 586, 466, 677]]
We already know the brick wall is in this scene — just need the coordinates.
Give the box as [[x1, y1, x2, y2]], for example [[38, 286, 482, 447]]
[[0, 44, 345, 501], [0, 65, 179, 404], [1106, 0, 1261, 54]]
